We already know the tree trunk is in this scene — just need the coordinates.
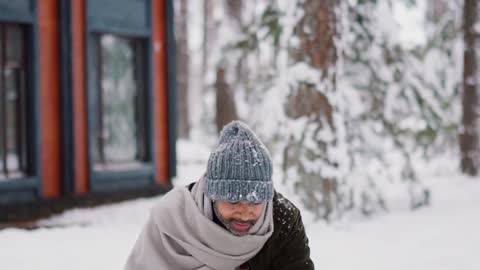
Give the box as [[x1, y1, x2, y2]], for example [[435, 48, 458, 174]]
[[460, 0, 480, 176], [175, 0, 190, 139], [215, 66, 238, 133], [284, 0, 338, 219], [293, 0, 337, 73], [287, 0, 337, 123], [202, 0, 216, 88], [224, 0, 247, 87]]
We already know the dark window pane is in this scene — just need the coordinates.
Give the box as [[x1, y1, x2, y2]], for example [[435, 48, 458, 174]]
[[0, 25, 2, 64], [0, 24, 28, 180], [5, 25, 23, 67]]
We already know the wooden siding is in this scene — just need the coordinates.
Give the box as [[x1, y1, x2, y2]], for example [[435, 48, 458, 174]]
[[152, 0, 169, 184], [38, 0, 60, 197], [72, 0, 88, 194]]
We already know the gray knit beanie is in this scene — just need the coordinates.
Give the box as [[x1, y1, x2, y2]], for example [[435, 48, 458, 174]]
[[205, 120, 274, 202]]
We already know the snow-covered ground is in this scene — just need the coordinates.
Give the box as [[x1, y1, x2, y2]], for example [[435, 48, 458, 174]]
[[0, 140, 479, 270]]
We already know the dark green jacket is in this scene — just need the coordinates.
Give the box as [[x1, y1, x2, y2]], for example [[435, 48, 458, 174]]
[[246, 191, 315, 270]]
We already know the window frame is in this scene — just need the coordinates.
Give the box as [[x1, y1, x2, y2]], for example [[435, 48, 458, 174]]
[[85, 0, 155, 192], [0, 2, 41, 204]]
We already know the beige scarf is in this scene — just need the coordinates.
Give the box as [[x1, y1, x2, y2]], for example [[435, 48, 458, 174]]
[[123, 177, 274, 270]]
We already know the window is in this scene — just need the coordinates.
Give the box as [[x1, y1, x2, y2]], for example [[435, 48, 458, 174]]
[[0, 24, 29, 180], [92, 34, 148, 170]]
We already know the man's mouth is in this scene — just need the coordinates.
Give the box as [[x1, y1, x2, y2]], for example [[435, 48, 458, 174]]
[[231, 221, 252, 232]]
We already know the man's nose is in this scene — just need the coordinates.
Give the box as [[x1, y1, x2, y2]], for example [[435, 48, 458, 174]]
[[236, 202, 254, 215]]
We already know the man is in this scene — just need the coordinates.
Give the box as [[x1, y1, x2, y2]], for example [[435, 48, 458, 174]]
[[124, 121, 314, 270]]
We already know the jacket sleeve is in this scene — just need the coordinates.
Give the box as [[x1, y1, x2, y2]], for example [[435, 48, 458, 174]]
[[272, 210, 315, 270]]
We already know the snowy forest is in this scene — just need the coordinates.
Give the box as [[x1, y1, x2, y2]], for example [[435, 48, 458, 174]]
[[1, 0, 479, 269], [174, 0, 479, 220]]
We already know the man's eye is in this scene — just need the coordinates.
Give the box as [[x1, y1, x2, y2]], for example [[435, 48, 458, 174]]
[[228, 202, 239, 205]]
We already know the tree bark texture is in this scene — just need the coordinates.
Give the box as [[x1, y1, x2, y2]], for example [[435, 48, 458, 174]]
[[215, 66, 238, 133], [202, 0, 216, 88], [175, 0, 191, 139], [460, 0, 480, 176]]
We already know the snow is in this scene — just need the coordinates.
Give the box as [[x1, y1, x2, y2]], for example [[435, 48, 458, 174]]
[[1, 140, 479, 270], [392, 1, 427, 49], [309, 173, 480, 270]]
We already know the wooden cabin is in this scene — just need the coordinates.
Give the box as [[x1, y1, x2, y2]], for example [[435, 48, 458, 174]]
[[0, 0, 176, 221]]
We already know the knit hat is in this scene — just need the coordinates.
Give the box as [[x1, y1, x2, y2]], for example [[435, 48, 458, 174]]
[[205, 121, 274, 202]]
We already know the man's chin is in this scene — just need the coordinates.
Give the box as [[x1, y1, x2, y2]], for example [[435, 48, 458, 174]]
[[229, 228, 250, 236]]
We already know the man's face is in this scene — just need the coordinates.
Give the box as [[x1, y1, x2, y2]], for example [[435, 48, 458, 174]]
[[213, 200, 266, 236]]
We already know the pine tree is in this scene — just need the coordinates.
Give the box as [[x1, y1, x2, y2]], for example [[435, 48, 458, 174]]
[[216, 0, 463, 219]]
